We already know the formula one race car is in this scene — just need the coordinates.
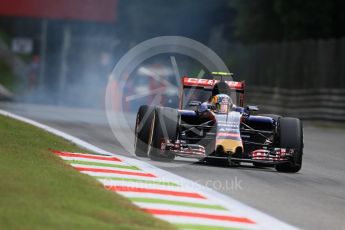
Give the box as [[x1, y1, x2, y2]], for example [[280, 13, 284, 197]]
[[134, 72, 303, 173]]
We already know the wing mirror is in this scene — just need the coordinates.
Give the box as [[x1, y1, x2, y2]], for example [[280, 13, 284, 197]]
[[246, 105, 259, 111], [189, 101, 201, 107], [245, 105, 259, 115]]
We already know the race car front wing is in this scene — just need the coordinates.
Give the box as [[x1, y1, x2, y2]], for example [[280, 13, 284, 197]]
[[160, 139, 296, 164]]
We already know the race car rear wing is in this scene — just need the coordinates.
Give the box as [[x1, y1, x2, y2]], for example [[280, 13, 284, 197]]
[[181, 77, 245, 92], [179, 76, 246, 108]]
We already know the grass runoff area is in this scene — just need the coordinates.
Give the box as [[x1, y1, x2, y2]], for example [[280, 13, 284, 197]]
[[0, 115, 175, 230]]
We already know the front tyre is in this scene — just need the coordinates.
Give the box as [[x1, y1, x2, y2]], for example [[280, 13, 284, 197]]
[[148, 107, 178, 162], [275, 117, 303, 173], [134, 105, 154, 157]]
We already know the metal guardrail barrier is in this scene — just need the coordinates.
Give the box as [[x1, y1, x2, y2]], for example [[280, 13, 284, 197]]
[[246, 86, 345, 122], [0, 84, 13, 101]]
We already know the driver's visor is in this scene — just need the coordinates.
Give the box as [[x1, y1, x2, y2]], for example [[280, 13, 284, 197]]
[[216, 103, 228, 113]]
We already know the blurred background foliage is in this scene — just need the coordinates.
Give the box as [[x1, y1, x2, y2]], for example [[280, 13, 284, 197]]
[[229, 0, 345, 43], [219, 0, 345, 88]]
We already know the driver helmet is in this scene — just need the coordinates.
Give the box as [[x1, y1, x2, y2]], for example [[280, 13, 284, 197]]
[[211, 94, 232, 113]]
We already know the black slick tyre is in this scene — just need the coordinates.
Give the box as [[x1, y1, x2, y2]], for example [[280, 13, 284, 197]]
[[275, 117, 303, 173], [134, 105, 154, 157], [148, 107, 178, 162]]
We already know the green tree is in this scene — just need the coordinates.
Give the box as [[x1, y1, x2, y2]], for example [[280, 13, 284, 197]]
[[231, 0, 345, 43], [275, 0, 334, 40], [231, 0, 283, 43]]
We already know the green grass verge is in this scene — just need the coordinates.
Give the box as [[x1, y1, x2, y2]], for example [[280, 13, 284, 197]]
[[0, 115, 176, 230]]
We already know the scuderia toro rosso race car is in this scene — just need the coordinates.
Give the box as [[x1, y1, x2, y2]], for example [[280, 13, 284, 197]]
[[135, 72, 303, 173]]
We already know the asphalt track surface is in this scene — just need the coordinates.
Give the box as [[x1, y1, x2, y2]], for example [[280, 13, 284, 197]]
[[2, 102, 345, 230]]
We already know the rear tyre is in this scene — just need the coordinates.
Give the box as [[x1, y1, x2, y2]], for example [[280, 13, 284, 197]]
[[134, 105, 154, 157], [148, 107, 178, 162], [275, 117, 303, 173]]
